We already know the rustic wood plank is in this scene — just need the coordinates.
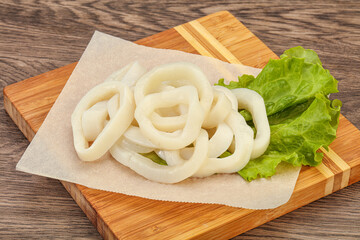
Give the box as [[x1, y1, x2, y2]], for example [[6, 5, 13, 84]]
[[1, 1, 359, 239], [3, 10, 360, 240]]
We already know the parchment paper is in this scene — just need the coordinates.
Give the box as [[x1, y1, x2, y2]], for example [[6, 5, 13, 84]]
[[16, 31, 300, 209]]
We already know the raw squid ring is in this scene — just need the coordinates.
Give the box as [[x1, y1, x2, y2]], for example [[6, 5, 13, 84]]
[[134, 62, 214, 116], [213, 85, 238, 111], [105, 61, 147, 88], [135, 85, 205, 150], [110, 129, 209, 184], [155, 149, 189, 166], [150, 111, 188, 132], [207, 123, 234, 158], [72, 81, 135, 161], [150, 87, 188, 132], [158, 122, 233, 166], [202, 89, 233, 129], [107, 94, 119, 119], [150, 102, 188, 132], [116, 137, 155, 154], [231, 88, 270, 159], [123, 126, 159, 149], [193, 111, 254, 178], [81, 101, 108, 142]]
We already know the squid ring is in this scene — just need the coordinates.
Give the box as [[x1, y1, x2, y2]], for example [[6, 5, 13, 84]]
[[150, 111, 188, 132], [105, 61, 147, 88], [72, 81, 135, 161], [160, 123, 233, 161], [134, 62, 214, 116], [116, 137, 155, 154], [81, 101, 108, 142], [208, 123, 234, 158], [151, 89, 188, 132], [158, 122, 233, 166], [123, 126, 159, 149], [231, 88, 270, 159], [213, 85, 238, 111], [194, 111, 254, 177], [110, 129, 209, 183], [155, 149, 188, 166], [202, 89, 233, 129], [135, 86, 205, 150]]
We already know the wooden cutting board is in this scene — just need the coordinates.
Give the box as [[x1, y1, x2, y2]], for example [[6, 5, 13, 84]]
[[3, 11, 360, 239]]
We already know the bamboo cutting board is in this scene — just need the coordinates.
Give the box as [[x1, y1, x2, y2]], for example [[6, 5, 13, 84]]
[[3, 11, 360, 239]]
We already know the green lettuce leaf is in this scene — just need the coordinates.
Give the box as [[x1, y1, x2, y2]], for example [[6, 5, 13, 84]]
[[280, 46, 322, 65], [216, 52, 338, 117], [218, 46, 341, 181], [239, 94, 341, 181]]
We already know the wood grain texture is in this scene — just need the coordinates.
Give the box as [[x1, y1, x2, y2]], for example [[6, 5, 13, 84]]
[[5, 11, 360, 239], [1, 1, 359, 239]]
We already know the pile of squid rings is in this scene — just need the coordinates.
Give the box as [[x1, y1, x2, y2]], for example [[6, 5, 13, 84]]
[[72, 62, 270, 183]]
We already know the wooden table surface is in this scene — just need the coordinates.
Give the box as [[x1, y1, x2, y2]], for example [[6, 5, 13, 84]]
[[1, 1, 359, 239]]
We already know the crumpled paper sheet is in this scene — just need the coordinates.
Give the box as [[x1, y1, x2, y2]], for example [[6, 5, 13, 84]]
[[16, 31, 300, 209]]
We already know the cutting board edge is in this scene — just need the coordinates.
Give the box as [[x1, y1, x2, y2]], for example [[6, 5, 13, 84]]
[[61, 181, 118, 240], [4, 88, 35, 141]]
